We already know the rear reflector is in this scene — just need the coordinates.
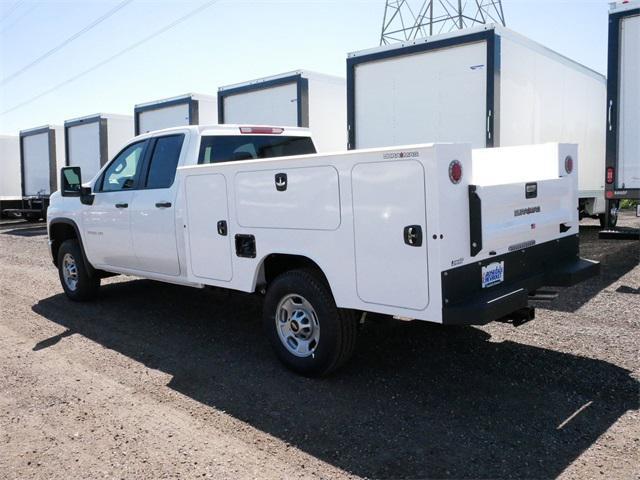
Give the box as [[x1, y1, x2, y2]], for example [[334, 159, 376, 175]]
[[606, 167, 615, 184], [564, 155, 573, 174], [240, 127, 284, 135], [449, 160, 462, 184]]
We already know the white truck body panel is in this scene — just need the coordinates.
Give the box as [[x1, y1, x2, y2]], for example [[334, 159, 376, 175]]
[[135, 94, 217, 135], [65, 114, 134, 182], [219, 71, 347, 153], [499, 33, 606, 197], [20, 126, 64, 197], [348, 25, 607, 211], [618, 10, 640, 190], [0, 135, 21, 200]]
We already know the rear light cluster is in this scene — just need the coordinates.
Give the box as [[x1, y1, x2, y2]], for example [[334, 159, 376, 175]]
[[606, 167, 615, 184], [564, 155, 573, 174], [448, 160, 462, 184], [239, 126, 284, 135]]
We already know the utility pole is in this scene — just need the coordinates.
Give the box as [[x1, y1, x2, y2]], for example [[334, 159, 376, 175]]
[[380, 0, 506, 45]]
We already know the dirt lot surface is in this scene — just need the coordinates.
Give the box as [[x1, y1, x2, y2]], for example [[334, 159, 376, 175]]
[[0, 212, 638, 479]]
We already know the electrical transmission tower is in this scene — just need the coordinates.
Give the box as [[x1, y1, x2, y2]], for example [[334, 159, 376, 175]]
[[380, 0, 506, 45]]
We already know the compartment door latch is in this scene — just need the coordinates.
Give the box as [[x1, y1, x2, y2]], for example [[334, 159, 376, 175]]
[[404, 225, 423, 247]]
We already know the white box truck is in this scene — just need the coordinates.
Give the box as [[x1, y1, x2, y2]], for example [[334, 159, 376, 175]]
[[218, 70, 346, 152], [65, 113, 134, 181], [605, 1, 639, 204], [11, 126, 65, 220], [134, 93, 217, 135], [347, 25, 608, 224], [0, 135, 22, 216], [47, 124, 598, 376]]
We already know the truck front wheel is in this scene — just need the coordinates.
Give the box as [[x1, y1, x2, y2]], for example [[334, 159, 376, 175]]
[[57, 239, 100, 301], [263, 269, 357, 376]]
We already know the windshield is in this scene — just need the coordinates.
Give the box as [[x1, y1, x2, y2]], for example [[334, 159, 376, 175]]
[[198, 135, 316, 164]]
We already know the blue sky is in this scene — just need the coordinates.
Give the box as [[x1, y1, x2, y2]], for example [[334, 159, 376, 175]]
[[0, 0, 612, 135]]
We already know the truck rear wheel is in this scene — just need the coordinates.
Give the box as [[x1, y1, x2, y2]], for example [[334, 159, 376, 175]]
[[263, 269, 357, 376], [57, 239, 100, 301]]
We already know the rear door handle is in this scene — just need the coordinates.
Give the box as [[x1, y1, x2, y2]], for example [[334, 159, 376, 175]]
[[115, 203, 128, 209], [217, 220, 227, 236], [155, 202, 172, 208]]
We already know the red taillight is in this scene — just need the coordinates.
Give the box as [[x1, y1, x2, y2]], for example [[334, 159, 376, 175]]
[[606, 167, 615, 184], [239, 126, 284, 135], [564, 155, 573, 174], [449, 160, 462, 184]]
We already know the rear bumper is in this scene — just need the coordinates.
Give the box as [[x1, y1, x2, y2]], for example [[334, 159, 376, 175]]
[[441, 235, 599, 326]]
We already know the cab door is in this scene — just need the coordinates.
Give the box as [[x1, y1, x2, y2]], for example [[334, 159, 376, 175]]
[[129, 133, 186, 276], [82, 140, 148, 269]]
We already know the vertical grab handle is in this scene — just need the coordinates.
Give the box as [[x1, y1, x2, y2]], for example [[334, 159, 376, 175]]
[[608, 100, 613, 131]]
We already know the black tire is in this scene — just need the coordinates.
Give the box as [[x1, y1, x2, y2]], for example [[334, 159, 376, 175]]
[[599, 209, 618, 229], [57, 239, 100, 301], [263, 269, 357, 377]]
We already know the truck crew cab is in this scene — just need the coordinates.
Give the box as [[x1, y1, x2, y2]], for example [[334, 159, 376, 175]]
[[48, 125, 598, 376]]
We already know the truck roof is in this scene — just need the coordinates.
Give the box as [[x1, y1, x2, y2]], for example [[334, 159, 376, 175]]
[[609, 0, 639, 13], [347, 23, 605, 82], [134, 92, 216, 109], [132, 124, 313, 140], [218, 70, 344, 91], [64, 112, 133, 126]]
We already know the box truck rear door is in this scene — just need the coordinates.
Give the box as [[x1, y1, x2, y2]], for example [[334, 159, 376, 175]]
[[352, 160, 429, 310], [222, 82, 298, 127], [618, 13, 640, 190], [138, 103, 191, 134], [353, 40, 488, 149], [22, 132, 51, 196], [67, 122, 101, 180]]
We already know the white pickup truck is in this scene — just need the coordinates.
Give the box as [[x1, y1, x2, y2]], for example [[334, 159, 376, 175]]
[[47, 125, 598, 375]]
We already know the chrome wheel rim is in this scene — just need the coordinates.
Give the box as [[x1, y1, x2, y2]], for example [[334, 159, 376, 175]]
[[275, 294, 320, 357], [62, 253, 79, 291]]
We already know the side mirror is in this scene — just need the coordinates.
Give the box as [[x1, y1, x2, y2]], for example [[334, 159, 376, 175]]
[[61, 167, 82, 197]]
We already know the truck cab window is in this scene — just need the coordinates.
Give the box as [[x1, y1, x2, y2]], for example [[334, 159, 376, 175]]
[[145, 134, 185, 189], [198, 135, 316, 164], [101, 142, 146, 192]]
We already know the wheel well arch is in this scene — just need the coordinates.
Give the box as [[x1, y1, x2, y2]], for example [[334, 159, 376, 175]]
[[48, 218, 89, 270], [257, 253, 331, 291]]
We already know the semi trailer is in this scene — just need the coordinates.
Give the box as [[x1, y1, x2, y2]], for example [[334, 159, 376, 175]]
[[134, 93, 217, 135], [218, 70, 347, 152], [65, 113, 134, 181], [347, 25, 610, 225], [47, 124, 597, 376]]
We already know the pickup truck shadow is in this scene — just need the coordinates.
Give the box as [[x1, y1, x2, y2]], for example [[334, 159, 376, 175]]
[[32, 281, 638, 479], [1, 225, 47, 237]]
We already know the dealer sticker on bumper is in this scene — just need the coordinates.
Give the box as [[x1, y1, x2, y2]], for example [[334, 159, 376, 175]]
[[482, 261, 504, 288]]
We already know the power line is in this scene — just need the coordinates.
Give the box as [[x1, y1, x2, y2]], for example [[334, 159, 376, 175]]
[[1, 0, 134, 85], [0, 0, 25, 24], [1, 0, 219, 116], [0, 3, 37, 36]]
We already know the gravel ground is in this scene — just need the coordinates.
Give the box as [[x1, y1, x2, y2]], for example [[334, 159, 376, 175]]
[[0, 211, 638, 480]]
